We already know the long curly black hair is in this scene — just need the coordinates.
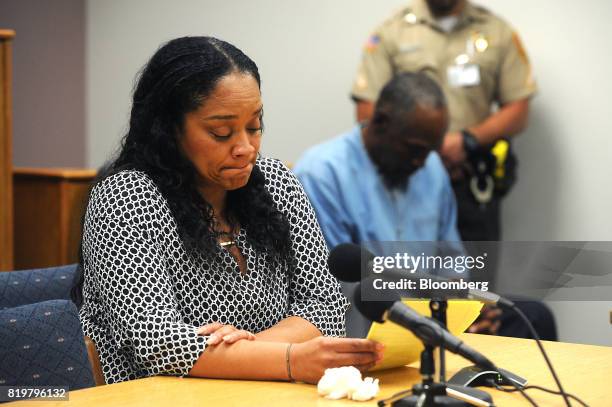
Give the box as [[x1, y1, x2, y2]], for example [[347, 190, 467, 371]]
[[72, 37, 291, 306]]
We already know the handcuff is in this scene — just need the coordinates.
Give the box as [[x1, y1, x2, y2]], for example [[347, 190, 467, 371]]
[[462, 129, 495, 205]]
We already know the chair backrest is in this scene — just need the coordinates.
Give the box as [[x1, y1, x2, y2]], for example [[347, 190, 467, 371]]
[[0, 299, 95, 391], [0, 264, 78, 310], [84, 336, 105, 386]]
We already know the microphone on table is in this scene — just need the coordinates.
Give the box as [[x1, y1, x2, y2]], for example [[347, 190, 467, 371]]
[[353, 277, 496, 371], [334, 244, 538, 404], [328, 243, 513, 307]]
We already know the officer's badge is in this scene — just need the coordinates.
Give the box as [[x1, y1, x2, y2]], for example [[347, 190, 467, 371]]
[[471, 32, 489, 53]]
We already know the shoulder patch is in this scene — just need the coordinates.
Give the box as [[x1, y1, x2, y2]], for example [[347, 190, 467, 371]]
[[364, 34, 381, 52]]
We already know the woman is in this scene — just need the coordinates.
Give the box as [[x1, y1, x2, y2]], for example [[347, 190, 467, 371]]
[[73, 36, 383, 385]]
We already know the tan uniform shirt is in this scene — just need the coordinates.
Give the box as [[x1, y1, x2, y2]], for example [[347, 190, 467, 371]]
[[352, 0, 537, 132]]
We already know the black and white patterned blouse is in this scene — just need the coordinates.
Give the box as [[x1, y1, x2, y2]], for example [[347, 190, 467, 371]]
[[79, 157, 349, 384]]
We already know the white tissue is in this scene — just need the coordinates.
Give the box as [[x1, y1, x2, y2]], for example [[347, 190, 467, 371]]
[[350, 376, 380, 401], [317, 366, 380, 401]]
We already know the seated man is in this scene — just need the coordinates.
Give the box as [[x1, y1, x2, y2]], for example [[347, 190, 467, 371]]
[[294, 72, 556, 340]]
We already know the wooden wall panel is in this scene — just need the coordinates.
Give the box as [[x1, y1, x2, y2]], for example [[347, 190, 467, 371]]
[[13, 168, 96, 270], [0, 30, 15, 271]]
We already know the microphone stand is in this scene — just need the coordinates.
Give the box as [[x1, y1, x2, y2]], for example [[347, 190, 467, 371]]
[[390, 342, 493, 406], [429, 299, 447, 383], [390, 299, 493, 406]]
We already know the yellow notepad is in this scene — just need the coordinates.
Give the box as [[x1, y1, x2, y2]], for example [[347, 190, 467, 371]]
[[367, 300, 483, 371]]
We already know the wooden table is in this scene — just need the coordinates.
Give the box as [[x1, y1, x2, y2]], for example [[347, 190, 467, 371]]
[[8, 334, 612, 406]]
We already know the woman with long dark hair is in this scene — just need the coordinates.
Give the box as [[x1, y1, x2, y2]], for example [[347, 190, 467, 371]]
[[73, 36, 382, 385]]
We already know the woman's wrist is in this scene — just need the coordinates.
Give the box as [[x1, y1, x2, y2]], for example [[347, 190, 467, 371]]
[[286, 343, 295, 382], [192, 339, 293, 381]]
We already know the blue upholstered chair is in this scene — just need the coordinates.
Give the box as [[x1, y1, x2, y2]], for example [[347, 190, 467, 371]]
[[0, 299, 95, 392], [0, 265, 106, 387], [0, 264, 77, 310]]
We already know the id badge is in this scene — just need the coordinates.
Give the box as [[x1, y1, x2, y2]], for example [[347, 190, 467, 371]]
[[447, 64, 481, 87]]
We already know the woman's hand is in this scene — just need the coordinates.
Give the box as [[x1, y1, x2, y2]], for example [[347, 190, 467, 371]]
[[290, 337, 384, 384], [197, 322, 256, 345]]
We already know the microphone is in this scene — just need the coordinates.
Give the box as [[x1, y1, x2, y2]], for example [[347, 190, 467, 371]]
[[327, 243, 373, 282], [354, 278, 496, 370], [328, 243, 512, 306]]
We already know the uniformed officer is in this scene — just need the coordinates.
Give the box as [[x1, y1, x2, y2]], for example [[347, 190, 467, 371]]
[[351, 0, 536, 243]]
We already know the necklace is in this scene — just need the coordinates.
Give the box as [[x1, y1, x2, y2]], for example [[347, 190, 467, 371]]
[[215, 230, 235, 248], [212, 215, 238, 248], [219, 240, 235, 248]]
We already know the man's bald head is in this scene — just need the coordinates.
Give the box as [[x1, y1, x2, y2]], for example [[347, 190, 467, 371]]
[[364, 72, 449, 188]]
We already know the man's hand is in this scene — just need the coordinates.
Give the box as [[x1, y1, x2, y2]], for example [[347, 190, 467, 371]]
[[468, 305, 503, 335], [440, 131, 466, 167], [197, 322, 256, 345]]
